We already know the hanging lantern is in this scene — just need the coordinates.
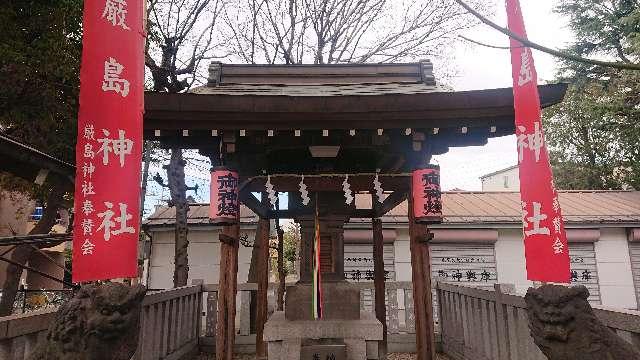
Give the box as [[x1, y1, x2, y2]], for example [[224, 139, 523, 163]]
[[411, 164, 443, 224], [210, 166, 239, 225]]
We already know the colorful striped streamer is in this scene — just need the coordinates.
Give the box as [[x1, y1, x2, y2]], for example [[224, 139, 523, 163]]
[[312, 200, 323, 319]]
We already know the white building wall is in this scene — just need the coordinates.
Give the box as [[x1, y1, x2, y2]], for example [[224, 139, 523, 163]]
[[494, 228, 532, 294], [594, 228, 637, 308], [394, 228, 412, 282], [481, 166, 520, 191], [148, 227, 256, 289]]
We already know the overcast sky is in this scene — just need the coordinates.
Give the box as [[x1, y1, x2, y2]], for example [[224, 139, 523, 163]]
[[435, 0, 573, 191]]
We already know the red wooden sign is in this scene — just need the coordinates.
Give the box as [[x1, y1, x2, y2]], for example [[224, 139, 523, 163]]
[[411, 165, 443, 224], [210, 167, 240, 225], [506, 0, 570, 282], [72, 0, 145, 282]]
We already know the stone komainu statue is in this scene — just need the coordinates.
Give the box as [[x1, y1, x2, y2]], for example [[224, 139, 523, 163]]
[[525, 284, 640, 360], [28, 282, 146, 360]]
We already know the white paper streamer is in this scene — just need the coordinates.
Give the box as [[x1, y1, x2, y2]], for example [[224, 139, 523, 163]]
[[299, 175, 310, 205], [266, 175, 278, 207], [343, 175, 354, 205], [373, 173, 384, 203]]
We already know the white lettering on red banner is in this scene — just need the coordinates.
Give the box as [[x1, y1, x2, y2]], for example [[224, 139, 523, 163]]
[[72, 0, 144, 282], [507, 0, 570, 282]]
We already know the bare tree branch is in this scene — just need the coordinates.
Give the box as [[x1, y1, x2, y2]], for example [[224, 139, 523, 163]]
[[453, 0, 640, 71]]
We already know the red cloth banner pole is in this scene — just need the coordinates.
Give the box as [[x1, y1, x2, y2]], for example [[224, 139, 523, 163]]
[[506, 0, 570, 283], [72, 0, 145, 282]]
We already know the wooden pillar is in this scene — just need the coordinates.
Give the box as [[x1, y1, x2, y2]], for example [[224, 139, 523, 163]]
[[255, 216, 271, 358], [372, 217, 388, 358], [216, 223, 239, 360], [408, 188, 436, 360]]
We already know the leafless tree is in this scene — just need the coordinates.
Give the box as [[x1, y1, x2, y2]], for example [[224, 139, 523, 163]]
[[224, 0, 489, 64], [145, 0, 226, 287]]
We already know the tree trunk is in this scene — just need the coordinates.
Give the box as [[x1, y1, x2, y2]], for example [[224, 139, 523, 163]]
[[168, 148, 189, 287], [139, 141, 152, 218], [0, 177, 67, 316]]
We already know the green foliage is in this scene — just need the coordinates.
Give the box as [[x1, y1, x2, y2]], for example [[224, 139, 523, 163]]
[[0, 0, 82, 159], [270, 222, 299, 277], [544, 0, 640, 190], [0, 0, 82, 201], [281, 223, 299, 276]]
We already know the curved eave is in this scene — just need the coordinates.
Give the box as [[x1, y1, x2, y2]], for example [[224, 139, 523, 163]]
[[144, 83, 568, 132]]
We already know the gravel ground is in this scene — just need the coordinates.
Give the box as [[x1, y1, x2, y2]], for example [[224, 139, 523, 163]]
[[197, 353, 451, 359]]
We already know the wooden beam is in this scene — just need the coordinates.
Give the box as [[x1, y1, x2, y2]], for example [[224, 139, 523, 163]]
[[269, 208, 375, 219], [216, 223, 240, 360], [408, 187, 436, 360], [255, 216, 270, 358], [375, 190, 408, 217], [240, 191, 270, 218], [372, 217, 388, 358]]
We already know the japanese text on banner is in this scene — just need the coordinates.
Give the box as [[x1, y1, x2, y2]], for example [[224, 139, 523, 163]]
[[506, 0, 570, 283], [72, 0, 145, 282]]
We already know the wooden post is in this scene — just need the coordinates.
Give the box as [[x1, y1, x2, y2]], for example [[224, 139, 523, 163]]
[[216, 223, 239, 360], [372, 217, 388, 358], [255, 216, 271, 359], [408, 188, 436, 360]]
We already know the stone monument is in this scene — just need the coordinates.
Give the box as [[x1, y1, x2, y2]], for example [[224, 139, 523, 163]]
[[264, 192, 383, 360]]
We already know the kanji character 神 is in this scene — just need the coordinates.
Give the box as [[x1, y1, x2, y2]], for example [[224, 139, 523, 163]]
[[102, 57, 130, 97], [517, 122, 544, 163], [83, 162, 95, 178], [102, 0, 130, 30], [97, 129, 133, 167]]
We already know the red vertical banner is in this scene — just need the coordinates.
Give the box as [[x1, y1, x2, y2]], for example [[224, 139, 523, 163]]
[[506, 0, 570, 282], [72, 0, 145, 282]]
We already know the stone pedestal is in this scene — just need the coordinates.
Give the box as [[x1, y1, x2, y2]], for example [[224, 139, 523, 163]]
[[285, 281, 361, 320], [264, 311, 383, 360], [267, 192, 382, 359]]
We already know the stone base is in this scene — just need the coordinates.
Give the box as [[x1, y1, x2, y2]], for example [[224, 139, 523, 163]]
[[264, 311, 383, 360], [285, 281, 360, 320]]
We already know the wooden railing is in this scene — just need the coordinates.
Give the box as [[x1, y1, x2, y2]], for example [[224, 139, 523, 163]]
[[135, 284, 203, 360], [0, 284, 203, 360], [0, 281, 419, 359], [436, 282, 640, 360]]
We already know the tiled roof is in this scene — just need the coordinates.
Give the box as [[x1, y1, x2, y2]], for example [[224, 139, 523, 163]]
[[377, 191, 640, 225], [143, 204, 258, 227], [144, 191, 640, 227], [190, 82, 449, 97]]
